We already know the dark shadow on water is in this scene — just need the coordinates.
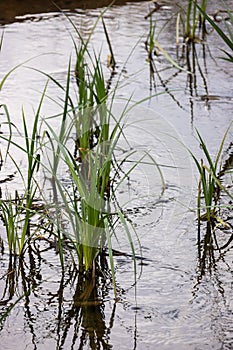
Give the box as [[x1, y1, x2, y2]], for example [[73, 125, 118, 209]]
[[56, 271, 116, 349], [0, 0, 148, 25], [194, 218, 233, 293], [0, 244, 119, 349]]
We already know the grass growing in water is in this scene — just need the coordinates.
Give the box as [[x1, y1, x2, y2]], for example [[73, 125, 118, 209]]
[[195, 1, 233, 62], [39, 18, 120, 275], [0, 11, 166, 299], [0, 86, 46, 257], [190, 124, 233, 245], [177, 0, 208, 42]]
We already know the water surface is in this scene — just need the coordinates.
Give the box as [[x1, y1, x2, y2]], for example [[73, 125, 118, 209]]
[[0, 1, 233, 349]]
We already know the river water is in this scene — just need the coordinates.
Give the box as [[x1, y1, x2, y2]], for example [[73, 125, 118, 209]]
[[0, 1, 233, 349]]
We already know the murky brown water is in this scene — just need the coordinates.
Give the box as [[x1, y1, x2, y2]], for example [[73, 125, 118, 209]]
[[0, 1, 233, 349], [0, 0, 147, 24]]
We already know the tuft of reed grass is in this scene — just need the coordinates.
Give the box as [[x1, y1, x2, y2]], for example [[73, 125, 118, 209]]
[[39, 12, 144, 281], [186, 0, 208, 41], [40, 13, 167, 289], [190, 123, 233, 228], [0, 192, 20, 256], [0, 85, 46, 256], [40, 22, 112, 272], [0, 8, 166, 299]]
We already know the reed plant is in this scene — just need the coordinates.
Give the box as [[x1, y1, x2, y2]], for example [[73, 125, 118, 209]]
[[190, 123, 233, 226], [0, 192, 21, 256], [191, 0, 207, 40], [24, 15, 129, 283], [145, 15, 156, 63], [43, 81, 138, 279], [0, 87, 46, 256], [195, 1, 233, 62], [40, 26, 112, 273], [0, 10, 166, 298], [176, 0, 208, 42]]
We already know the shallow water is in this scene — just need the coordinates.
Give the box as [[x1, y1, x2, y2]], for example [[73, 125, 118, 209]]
[[0, 1, 233, 349]]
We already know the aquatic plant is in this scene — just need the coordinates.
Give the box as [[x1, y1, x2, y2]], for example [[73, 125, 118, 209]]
[[37, 17, 114, 274], [181, 0, 208, 41], [190, 123, 233, 227], [38, 11, 165, 284], [195, 1, 233, 62], [0, 192, 21, 256], [0, 86, 46, 256], [145, 14, 157, 90], [42, 65, 143, 281], [0, 9, 166, 301], [145, 15, 156, 63]]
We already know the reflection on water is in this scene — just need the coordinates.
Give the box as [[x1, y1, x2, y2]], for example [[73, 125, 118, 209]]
[[0, 246, 117, 349], [0, 0, 148, 24], [0, 0, 233, 349]]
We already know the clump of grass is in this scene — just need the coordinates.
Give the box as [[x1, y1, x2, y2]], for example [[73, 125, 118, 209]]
[[0, 192, 21, 256], [180, 0, 208, 42], [39, 19, 114, 273], [43, 81, 142, 281], [190, 123, 233, 238], [0, 86, 46, 256], [0, 9, 166, 301]]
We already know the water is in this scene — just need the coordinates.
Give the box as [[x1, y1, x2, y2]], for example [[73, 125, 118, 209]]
[[0, 1, 233, 349]]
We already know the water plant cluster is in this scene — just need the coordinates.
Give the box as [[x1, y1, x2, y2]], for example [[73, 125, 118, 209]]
[[0, 13, 147, 304], [146, 0, 233, 99], [145, 0, 233, 253]]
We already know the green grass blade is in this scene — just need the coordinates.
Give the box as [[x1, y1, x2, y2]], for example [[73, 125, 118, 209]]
[[0, 104, 14, 159], [215, 121, 233, 167], [0, 31, 3, 52], [219, 50, 233, 62], [154, 40, 191, 73], [195, 129, 215, 172], [102, 18, 116, 68], [204, 165, 233, 201], [195, 2, 233, 52]]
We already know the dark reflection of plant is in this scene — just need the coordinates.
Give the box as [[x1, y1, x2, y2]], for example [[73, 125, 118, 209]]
[[180, 39, 209, 122], [0, 241, 117, 349], [55, 272, 115, 349], [192, 220, 233, 350], [0, 244, 42, 338], [0, 256, 18, 308], [194, 219, 232, 296]]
